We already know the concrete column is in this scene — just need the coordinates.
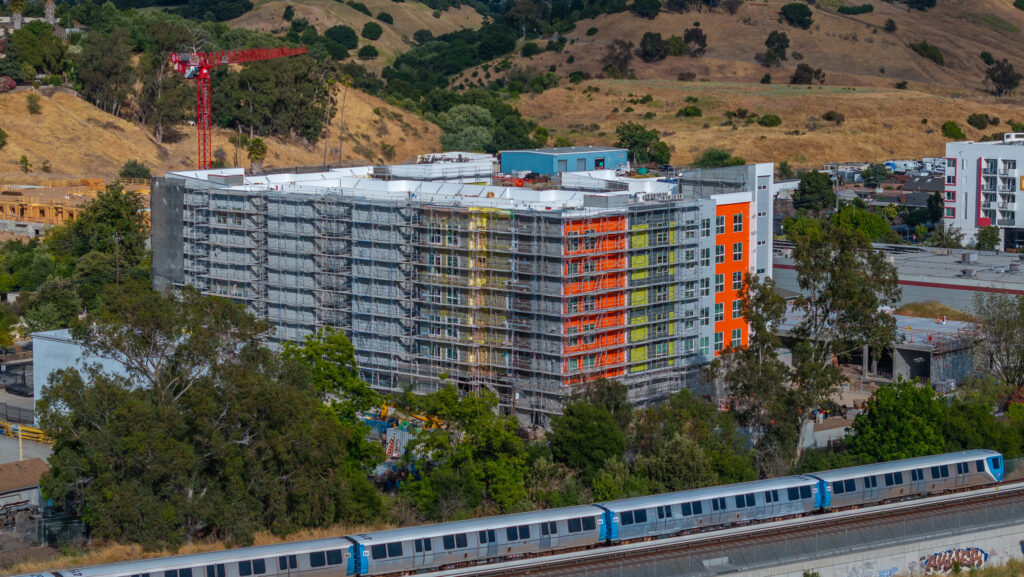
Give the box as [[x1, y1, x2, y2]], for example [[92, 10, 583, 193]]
[[45, 0, 55, 25]]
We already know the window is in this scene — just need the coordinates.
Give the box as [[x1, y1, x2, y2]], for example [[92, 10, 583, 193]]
[[584, 355, 597, 368], [568, 518, 582, 533], [540, 521, 558, 536], [945, 191, 955, 201], [715, 274, 724, 293], [179, 570, 192, 577], [800, 486, 812, 499], [733, 242, 743, 261], [582, 516, 596, 531], [310, 552, 327, 567], [700, 248, 711, 267], [731, 328, 741, 348], [944, 207, 955, 218], [710, 497, 727, 511], [653, 286, 669, 303], [701, 218, 711, 238], [787, 487, 800, 501], [700, 307, 709, 327], [884, 473, 894, 486], [238, 564, 252, 577], [656, 231, 668, 244], [716, 215, 725, 234], [864, 476, 877, 489], [584, 259, 596, 273], [654, 342, 668, 358], [977, 460, 985, 473], [415, 538, 434, 552], [682, 502, 693, 516], [764, 490, 780, 503], [734, 494, 755, 508], [596, 157, 605, 169], [621, 511, 634, 525], [700, 278, 710, 296], [945, 175, 956, 185], [833, 481, 845, 495], [506, 525, 531, 540], [655, 252, 669, 265], [733, 300, 743, 319], [656, 505, 673, 519], [328, 550, 344, 565], [940, 465, 950, 478], [714, 332, 723, 352], [700, 336, 709, 356], [278, 556, 297, 570], [715, 303, 724, 322], [205, 566, 225, 577], [733, 271, 743, 291], [446, 348, 458, 360], [930, 466, 940, 479], [715, 245, 725, 264], [443, 535, 455, 550], [733, 213, 743, 232], [947, 158, 955, 168], [166, 572, 178, 577]]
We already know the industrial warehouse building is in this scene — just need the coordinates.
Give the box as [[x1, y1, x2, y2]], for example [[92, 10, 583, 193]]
[[151, 160, 774, 425], [499, 146, 629, 176]]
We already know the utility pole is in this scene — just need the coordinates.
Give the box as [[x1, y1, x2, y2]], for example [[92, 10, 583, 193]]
[[338, 75, 351, 166], [114, 233, 120, 286]]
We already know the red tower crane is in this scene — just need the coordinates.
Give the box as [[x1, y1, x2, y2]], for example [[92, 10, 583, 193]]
[[170, 47, 309, 170]]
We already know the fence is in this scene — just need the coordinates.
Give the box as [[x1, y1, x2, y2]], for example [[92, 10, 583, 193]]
[[0, 402, 32, 425], [0, 516, 89, 554]]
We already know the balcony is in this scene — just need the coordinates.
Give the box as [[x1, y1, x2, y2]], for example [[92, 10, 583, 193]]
[[998, 219, 1016, 226], [983, 165, 998, 175]]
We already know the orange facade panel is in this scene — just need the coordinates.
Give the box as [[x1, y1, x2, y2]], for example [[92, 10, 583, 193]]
[[564, 215, 627, 235], [564, 312, 627, 333], [713, 201, 750, 353], [564, 276, 627, 295], [564, 254, 626, 275]]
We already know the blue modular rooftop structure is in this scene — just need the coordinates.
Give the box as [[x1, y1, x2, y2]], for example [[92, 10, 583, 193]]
[[499, 146, 629, 175]]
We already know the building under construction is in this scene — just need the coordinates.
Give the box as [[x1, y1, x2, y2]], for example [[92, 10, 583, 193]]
[[152, 159, 774, 425]]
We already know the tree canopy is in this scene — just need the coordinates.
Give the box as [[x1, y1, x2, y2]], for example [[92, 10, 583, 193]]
[[792, 171, 834, 213], [614, 122, 671, 165]]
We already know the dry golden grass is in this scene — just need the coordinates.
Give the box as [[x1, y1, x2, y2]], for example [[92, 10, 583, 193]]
[[230, 0, 482, 70], [896, 300, 977, 322], [516, 80, 1024, 169], [0, 88, 439, 184], [5, 521, 396, 575]]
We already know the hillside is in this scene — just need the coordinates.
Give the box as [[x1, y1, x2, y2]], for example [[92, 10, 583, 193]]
[[455, 0, 1024, 167], [0, 89, 441, 184], [230, 0, 483, 69]]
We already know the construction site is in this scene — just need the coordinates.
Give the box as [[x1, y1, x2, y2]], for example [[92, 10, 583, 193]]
[[0, 179, 150, 239], [151, 161, 774, 425]]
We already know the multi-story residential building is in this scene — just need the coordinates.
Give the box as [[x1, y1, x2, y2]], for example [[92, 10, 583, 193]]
[[151, 161, 773, 425], [945, 133, 1024, 249]]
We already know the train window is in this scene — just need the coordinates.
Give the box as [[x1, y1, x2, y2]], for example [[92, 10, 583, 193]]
[[711, 497, 727, 511], [832, 481, 845, 495], [940, 465, 950, 478], [165, 571, 178, 577], [864, 476, 877, 488], [634, 510, 648, 523], [582, 517, 596, 531], [205, 565, 225, 577], [310, 552, 327, 568], [519, 525, 531, 539], [931, 466, 940, 479], [478, 530, 494, 544], [693, 502, 703, 514], [956, 463, 964, 475], [372, 545, 388, 559], [682, 503, 692, 516], [507, 527, 519, 540], [415, 537, 433, 552], [621, 511, 634, 526], [540, 521, 558, 535], [568, 518, 582, 533], [764, 489, 779, 503], [656, 505, 673, 519], [995, 456, 1003, 469], [977, 460, 985, 473], [456, 533, 468, 548], [895, 472, 904, 484], [884, 473, 894, 486], [800, 486, 811, 499], [180, 570, 193, 577], [387, 543, 403, 558], [844, 479, 856, 492], [239, 562, 252, 577], [911, 470, 920, 482], [253, 560, 265, 575], [327, 550, 344, 565], [278, 555, 297, 570], [787, 488, 800, 501], [443, 535, 456, 550]]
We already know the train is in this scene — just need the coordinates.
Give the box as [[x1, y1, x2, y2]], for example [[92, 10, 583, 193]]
[[13, 450, 1004, 577]]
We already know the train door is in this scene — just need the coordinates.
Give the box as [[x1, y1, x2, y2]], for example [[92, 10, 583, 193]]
[[277, 554, 298, 577], [539, 521, 553, 550], [204, 564, 225, 577], [486, 530, 499, 558], [413, 538, 435, 569]]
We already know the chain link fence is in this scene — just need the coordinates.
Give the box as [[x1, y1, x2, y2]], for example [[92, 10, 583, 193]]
[[0, 515, 89, 555], [0, 402, 33, 425]]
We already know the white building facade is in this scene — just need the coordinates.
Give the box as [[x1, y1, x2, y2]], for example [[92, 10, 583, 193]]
[[945, 134, 1024, 249]]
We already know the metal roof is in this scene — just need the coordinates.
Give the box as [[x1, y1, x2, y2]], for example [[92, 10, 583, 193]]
[[810, 450, 999, 481], [501, 146, 627, 155], [597, 475, 820, 511]]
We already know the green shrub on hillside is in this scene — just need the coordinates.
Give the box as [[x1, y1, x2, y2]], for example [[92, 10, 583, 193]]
[[376, 11, 393, 24], [1015, 0, 1024, 10], [346, 0, 371, 15], [909, 40, 944, 65], [941, 121, 966, 140], [758, 114, 781, 127], [676, 105, 702, 117], [780, 3, 813, 29], [838, 4, 873, 15], [980, 51, 995, 66], [967, 113, 990, 130], [361, 21, 383, 40]]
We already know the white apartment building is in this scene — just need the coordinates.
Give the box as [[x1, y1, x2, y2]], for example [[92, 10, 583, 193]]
[[945, 134, 1024, 249]]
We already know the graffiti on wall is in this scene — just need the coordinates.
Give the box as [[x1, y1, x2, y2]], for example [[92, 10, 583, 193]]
[[921, 547, 988, 574], [878, 566, 898, 577]]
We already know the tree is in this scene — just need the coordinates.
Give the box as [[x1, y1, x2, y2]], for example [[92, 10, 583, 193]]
[[925, 222, 963, 248], [831, 205, 899, 243], [926, 191, 943, 223], [601, 40, 634, 78], [283, 4, 294, 20], [402, 387, 529, 519], [846, 380, 947, 461], [763, 31, 789, 67], [376, 11, 393, 24], [860, 163, 891, 187], [325, 25, 359, 49], [413, 29, 433, 45], [986, 59, 1023, 97], [792, 171, 834, 213], [716, 274, 794, 477], [723, 0, 743, 14], [0, 127, 7, 148], [692, 148, 745, 168], [790, 63, 825, 85], [972, 293, 1024, 388], [789, 223, 900, 458], [247, 137, 268, 174], [437, 104, 494, 152], [777, 160, 794, 179], [361, 21, 383, 40], [54, 183, 149, 267], [780, 3, 813, 29], [631, 0, 661, 19], [941, 120, 966, 140], [614, 122, 670, 165], [119, 159, 152, 181], [883, 18, 897, 32], [41, 284, 381, 549], [549, 400, 626, 483], [134, 12, 193, 144], [975, 226, 1001, 251], [682, 27, 707, 57], [638, 32, 668, 62], [281, 327, 379, 418], [26, 92, 41, 114], [19, 155, 31, 173], [357, 45, 379, 59]]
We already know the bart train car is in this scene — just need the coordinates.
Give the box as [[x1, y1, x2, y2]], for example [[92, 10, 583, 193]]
[[13, 450, 1004, 577]]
